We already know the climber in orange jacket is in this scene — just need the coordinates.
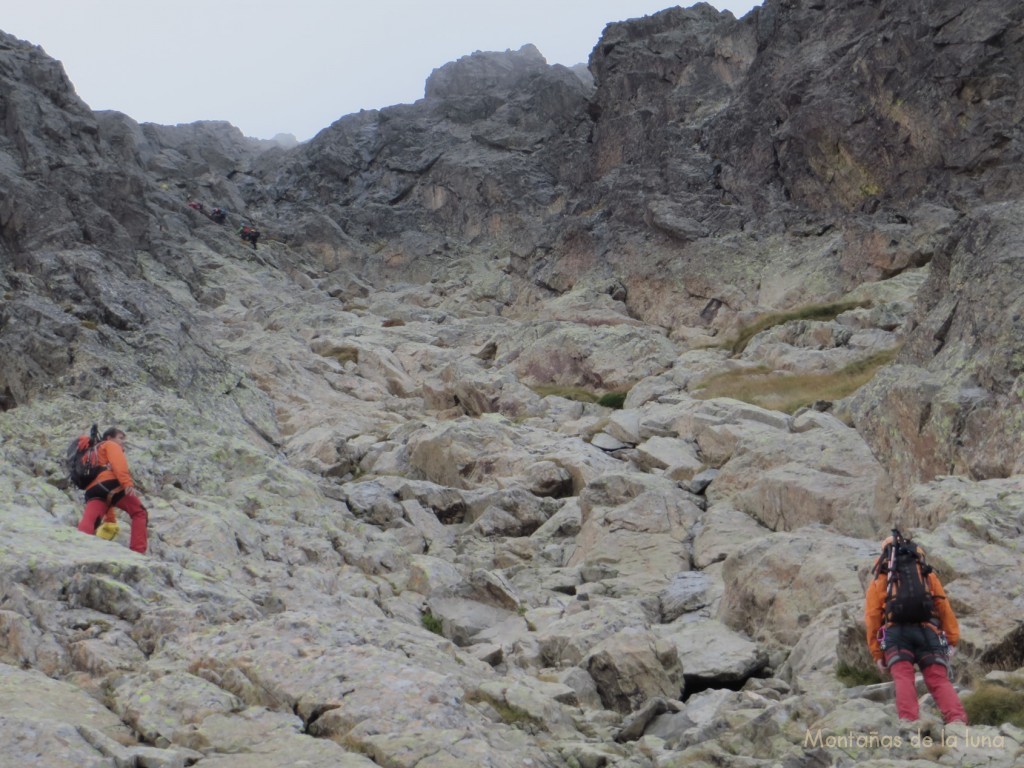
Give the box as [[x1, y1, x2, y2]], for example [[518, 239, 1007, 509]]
[[76, 427, 148, 554], [864, 535, 966, 725]]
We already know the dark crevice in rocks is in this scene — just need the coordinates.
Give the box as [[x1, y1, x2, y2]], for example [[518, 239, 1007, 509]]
[[682, 676, 743, 699], [238, 410, 281, 448], [301, 701, 344, 734], [388, 184, 415, 205], [427, 501, 466, 526], [700, 297, 724, 323], [470, 134, 537, 154], [221, 378, 244, 396], [931, 8, 968, 38], [683, 664, 770, 700], [978, 622, 1024, 672], [932, 300, 958, 353], [0, 385, 16, 411]]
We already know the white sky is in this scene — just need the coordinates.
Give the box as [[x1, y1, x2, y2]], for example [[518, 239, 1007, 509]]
[[4, 1, 761, 142]]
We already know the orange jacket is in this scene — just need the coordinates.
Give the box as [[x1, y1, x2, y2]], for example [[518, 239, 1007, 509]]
[[85, 440, 134, 491], [864, 569, 960, 661]]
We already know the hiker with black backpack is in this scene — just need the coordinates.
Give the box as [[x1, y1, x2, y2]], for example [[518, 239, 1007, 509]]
[[72, 427, 148, 554], [238, 224, 260, 250], [864, 529, 967, 726]]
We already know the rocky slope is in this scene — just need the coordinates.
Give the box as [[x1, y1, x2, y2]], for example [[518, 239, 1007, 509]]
[[1, 1, 1023, 767]]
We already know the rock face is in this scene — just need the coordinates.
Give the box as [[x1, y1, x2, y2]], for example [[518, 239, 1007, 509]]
[[1, 1, 1024, 766]]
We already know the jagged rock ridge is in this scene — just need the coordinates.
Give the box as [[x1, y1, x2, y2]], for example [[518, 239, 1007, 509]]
[[1, 1, 1023, 767]]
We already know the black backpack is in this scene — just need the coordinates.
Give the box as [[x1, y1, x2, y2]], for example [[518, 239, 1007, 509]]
[[880, 531, 937, 625], [66, 424, 107, 490]]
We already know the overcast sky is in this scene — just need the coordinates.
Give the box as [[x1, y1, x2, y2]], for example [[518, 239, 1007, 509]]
[[4, 1, 761, 142]]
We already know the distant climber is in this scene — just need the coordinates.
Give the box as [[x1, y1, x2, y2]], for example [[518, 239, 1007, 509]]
[[865, 530, 967, 727], [187, 199, 205, 213], [75, 427, 149, 554], [210, 207, 227, 224], [239, 224, 260, 250]]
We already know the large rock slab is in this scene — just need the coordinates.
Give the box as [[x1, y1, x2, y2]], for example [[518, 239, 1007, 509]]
[[634, 435, 704, 480], [905, 478, 1024, 675], [583, 627, 685, 713], [692, 503, 769, 569], [425, 597, 516, 647], [173, 706, 377, 766], [0, 662, 131, 739], [718, 528, 877, 647], [497, 321, 679, 392], [707, 410, 895, 539], [406, 416, 619, 493], [658, 570, 723, 622], [849, 203, 1024, 494], [670, 399, 792, 464], [535, 599, 651, 667], [109, 671, 244, 749], [777, 603, 853, 696], [655, 618, 768, 685], [569, 472, 700, 592]]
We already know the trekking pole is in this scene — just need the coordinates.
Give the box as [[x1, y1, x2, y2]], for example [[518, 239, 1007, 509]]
[[883, 528, 899, 621], [888, 528, 899, 571], [938, 631, 953, 680]]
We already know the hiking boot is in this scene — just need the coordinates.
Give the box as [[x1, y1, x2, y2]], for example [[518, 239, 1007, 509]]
[[897, 719, 922, 741], [942, 720, 969, 742]]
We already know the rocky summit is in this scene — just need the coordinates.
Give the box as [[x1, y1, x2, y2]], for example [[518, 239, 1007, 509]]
[[1, 0, 1023, 766]]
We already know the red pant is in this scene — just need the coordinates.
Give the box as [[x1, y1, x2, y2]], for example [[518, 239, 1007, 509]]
[[889, 660, 968, 723], [78, 495, 148, 554]]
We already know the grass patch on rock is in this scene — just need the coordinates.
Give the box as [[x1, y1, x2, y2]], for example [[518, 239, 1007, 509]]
[[465, 690, 542, 730], [597, 391, 627, 409], [531, 385, 599, 403], [531, 385, 628, 409], [726, 299, 872, 355], [962, 680, 1024, 728], [421, 610, 444, 636], [836, 661, 884, 688], [321, 347, 359, 365], [693, 348, 899, 414]]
